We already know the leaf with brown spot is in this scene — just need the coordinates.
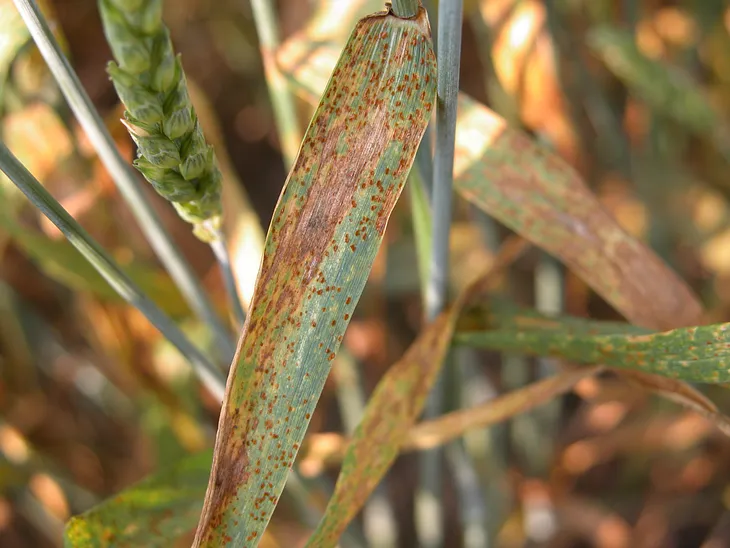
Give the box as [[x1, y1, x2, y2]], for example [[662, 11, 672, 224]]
[[452, 95, 702, 331], [455, 299, 730, 390], [306, 238, 529, 546], [64, 450, 211, 548], [450, 94, 725, 425], [298, 364, 600, 467], [193, 5, 437, 546], [275, 4, 706, 328]]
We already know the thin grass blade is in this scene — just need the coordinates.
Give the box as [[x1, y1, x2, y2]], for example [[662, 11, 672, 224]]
[[0, 210, 188, 316], [249, 0, 302, 168], [192, 6, 436, 545], [404, 366, 603, 451]]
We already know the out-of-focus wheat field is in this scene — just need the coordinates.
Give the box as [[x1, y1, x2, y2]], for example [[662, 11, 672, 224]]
[[1, 0, 730, 546]]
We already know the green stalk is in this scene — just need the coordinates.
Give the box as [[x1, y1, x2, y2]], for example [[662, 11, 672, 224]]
[[210, 234, 246, 328], [12, 0, 235, 360], [0, 142, 226, 402], [426, 1, 461, 321], [532, 252, 565, 470], [412, 140, 489, 547], [409, 166, 433, 304], [249, 0, 302, 168], [418, 0, 463, 545], [391, 0, 421, 18]]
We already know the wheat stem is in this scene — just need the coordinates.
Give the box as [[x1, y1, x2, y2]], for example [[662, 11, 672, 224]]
[[249, 0, 302, 168], [418, 0, 464, 545], [210, 233, 246, 329]]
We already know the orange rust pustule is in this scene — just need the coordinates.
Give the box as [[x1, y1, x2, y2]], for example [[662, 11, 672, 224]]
[[194, 6, 436, 547]]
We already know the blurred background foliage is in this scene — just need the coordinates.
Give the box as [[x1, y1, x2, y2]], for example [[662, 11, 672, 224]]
[[1, 0, 730, 546]]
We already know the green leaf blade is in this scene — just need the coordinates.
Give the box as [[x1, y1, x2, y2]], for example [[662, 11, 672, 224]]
[[193, 8, 437, 546]]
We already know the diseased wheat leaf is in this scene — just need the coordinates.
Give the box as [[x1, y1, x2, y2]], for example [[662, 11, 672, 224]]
[[448, 94, 724, 420], [276, 6, 703, 330], [272, 8, 730, 544], [451, 95, 703, 330], [192, 6, 436, 546], [455, 299, 730, 385], [64, 450, 211, 548]]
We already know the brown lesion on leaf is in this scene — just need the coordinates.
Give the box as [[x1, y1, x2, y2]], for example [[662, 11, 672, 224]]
[[195, 437, 250, 543]]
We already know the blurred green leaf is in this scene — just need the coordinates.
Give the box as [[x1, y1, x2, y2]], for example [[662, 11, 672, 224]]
[[64, 450, 211, 548], [0, 210, 189, 317], [0, 0, 30, 100], [587, 24, 730, 161], [450, 93, 724, 424]]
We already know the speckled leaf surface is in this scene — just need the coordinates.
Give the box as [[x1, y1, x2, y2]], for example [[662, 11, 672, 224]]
[[307, 239, 528, 546], [456, 300, 730, 385], [64, 450, 211, 547], [276, 13, 730, 543], [277, 13, 703, 330], [449, 94, 723, 420], [193, 7, 436, 546], [452, 94, 703, 331], [276, 0, 725, 462]]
